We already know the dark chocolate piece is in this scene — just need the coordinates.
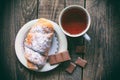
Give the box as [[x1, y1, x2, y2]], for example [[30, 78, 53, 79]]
[[75, 57, 87, 68], [49, 55, 57, 65], [75, 46, 85, 53], [49, 51, 71, 65], [56, 53, 63, 63], [66, 62, 76, 73], [62, 51, 71, 61]]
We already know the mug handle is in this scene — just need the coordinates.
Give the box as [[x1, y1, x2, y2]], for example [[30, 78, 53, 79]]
[[83, 33, 91, 41]]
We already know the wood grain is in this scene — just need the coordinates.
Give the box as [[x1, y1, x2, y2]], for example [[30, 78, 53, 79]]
[[1, 0, 120, 80], [58, 0, 85, 80], [1, 0, 38, 80], [1, 0, 17, 80], [38, 0, 65, 23], [83, 0, 120, 80], [14, 0, 38, 80], [34, 0, 64, 80]]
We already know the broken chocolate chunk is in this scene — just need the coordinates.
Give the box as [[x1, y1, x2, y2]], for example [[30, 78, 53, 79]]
[[66, 62, 76, 74], [75, 46, 86, 53], [49, 55, 57, 65], [75, 57, 87, 68], [62, 51, 71, 61], [56, 53, 63, 63], [48, 51, 71, 65]]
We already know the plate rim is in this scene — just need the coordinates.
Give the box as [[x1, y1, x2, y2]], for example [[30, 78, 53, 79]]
[[15, 19, 67, 72]]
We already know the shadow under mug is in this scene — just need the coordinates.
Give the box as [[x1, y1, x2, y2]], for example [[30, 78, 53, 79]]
[[58, 5, 91, 41]]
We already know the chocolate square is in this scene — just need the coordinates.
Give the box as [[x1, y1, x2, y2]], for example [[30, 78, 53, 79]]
[[62, 51, 71, 61], [56, 53, 64, 63], [76, 46, 86, 53], [66, 62, 76, 74], [49, 55, 57, 65], [75, 57, 87, 68], [48, 51, 72, 65]]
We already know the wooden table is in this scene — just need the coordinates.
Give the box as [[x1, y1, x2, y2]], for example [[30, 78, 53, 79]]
[[1, 0, 120, 80]]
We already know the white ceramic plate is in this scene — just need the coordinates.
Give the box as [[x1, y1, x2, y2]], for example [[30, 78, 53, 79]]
[[15, 19, 67, 72]]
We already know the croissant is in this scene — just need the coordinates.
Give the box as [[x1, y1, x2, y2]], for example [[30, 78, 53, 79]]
[[24, 18, 54, 69]]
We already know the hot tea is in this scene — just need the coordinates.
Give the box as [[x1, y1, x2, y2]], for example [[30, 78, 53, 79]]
[[61, 7, 88, 35]]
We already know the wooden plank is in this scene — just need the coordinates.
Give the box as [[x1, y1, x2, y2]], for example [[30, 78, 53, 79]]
[[66, 0, 84, 7], [1, 0, 38, 80], [34, 0, 65, 80], [1, 0, 17, 80], [83, 0, 120, 80], [58, 0, 85, 80], [38, 0, 65, 23], [1, 0, 120, 80], [14, 0, 38, 80], [38, 0, 85, 80], [0, 1, 10, 79]]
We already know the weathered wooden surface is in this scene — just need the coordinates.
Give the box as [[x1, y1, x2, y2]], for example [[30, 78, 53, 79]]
[[0, 0, 120, 80], [83, 0, 120, 80]]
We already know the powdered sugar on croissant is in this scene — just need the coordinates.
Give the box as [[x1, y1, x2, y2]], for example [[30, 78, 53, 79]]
[[24, 47, 46, 66], [25, 18, 54, 55], [25, 32, 53, 53], [24, 18, 54, 69]]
